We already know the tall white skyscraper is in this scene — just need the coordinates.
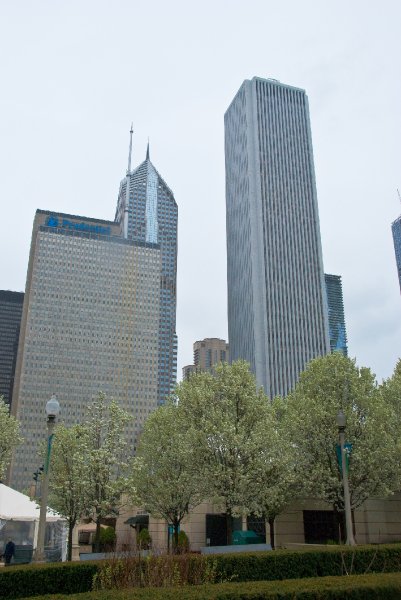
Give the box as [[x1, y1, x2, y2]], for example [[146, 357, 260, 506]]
[[225, 77, 329, 398]]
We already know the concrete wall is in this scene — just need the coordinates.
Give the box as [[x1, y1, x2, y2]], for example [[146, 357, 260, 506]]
[[115, 493, 401, 553], [355, 494, 401, 544]]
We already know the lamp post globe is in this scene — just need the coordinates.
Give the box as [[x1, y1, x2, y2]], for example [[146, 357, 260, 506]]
[[336, 409, 346, 430], [46, 395, 60, 420]]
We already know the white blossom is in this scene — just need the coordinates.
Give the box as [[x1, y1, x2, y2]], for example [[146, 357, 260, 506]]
[[0, 397, 23, 481]]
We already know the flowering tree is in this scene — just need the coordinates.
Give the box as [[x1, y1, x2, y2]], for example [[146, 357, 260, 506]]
[[81, 393, 132, 551], [129, 400, 204, 548], [47, 424, 88, 560], [176, 361, 280, 545], [0, 397, 23, 481], [283, 353, 401, 539], [380, 359, 401, 413], [251, 398, 299, 548]]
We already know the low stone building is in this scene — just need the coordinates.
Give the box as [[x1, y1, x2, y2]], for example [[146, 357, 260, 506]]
[[114, 493, 401, 553]]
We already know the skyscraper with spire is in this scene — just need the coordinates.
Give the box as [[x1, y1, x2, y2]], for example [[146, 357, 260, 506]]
[[115, 131, 178, 404]]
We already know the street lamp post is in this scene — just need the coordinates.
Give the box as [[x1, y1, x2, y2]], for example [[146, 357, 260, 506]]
[[336, 409, 355, 546], [33, 395, 60, 562]]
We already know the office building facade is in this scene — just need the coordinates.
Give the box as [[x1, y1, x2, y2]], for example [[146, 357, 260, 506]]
[[115, 144, 178, 405], [182, 364, 196, 380], [182, 337, 229, 379], [9, 210, 161, 491], [324, 274, 348, 356], [193, 337, 229, 370], [0, 290, 24, 408], [392, 216, 401, 293], [225, 77, 329, 398]]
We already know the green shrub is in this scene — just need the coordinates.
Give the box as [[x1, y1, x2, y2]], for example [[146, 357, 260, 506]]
[[3, 544, 401, 598], [98, 527, 116, 551], [0, 561, 99, 599], [16, 572, 401, 599], [173, 531, 190, 554], [211, 544, 401, 582], [136, 529, 152, 550], [92, 554, 218, 590]]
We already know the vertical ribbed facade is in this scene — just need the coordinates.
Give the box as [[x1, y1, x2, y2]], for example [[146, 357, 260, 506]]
[[324, 274, 348, 355], [392, 216, 401, 293], [0, 290, 24, 408], [115, 153, 178, 405], [225, 77, 329, 398]]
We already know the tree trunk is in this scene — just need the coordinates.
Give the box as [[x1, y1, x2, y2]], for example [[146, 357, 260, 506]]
[[268, 517, 275, 550], [351, 509, 356, 541], [173, 520, 179, 552], [333, 507, 345, 544], [67, 520, 75, 562], [226, 511, 233, 546], [94, 518, 101, 552]]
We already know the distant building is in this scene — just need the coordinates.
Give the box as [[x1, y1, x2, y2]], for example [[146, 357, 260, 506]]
[[324, 274, 348, 356], [182, 364, 197, 380], [392, 215, 401, 293], [183, 338, 229, 379], [194, 338, 229, 370], [0, 290, 24, 408], [9, 210, 161, 491], [225, 77, 329, 398], [115, 138, 178, 405]]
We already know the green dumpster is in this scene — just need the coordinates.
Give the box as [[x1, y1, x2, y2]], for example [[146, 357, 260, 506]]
[[232, 530, 265, 544], [11, 545, 33, 565]]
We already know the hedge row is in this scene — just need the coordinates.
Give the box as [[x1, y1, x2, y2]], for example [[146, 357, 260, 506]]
[[212, 544, 401, 582], [0, 561, 99, 599], [2, 545, 401, 599], [16, 572, 401, 600]]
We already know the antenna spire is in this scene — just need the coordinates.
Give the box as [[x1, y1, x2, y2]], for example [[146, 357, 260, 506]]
[[397, 189, 401, 205], [146, 138, 150, 160], [127, 123, 133, 174]]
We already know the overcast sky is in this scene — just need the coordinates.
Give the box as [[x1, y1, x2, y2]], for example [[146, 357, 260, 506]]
[[0, 0, 400, 384]]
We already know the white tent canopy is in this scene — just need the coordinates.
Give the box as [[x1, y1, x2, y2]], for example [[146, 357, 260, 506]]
[[0, 483, 62, 521], [0, 484, 67, 561]]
